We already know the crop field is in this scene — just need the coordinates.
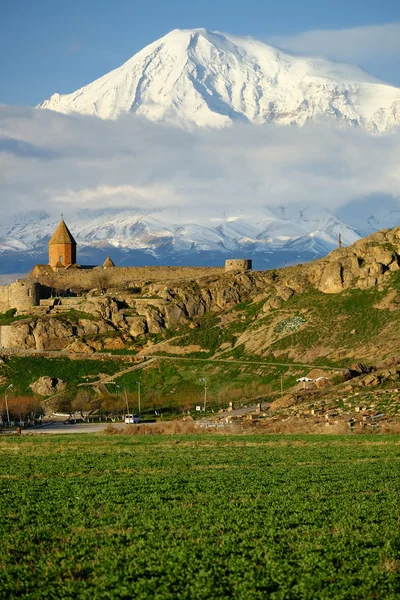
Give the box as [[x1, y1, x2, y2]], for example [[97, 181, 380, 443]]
[[1, 434, 400, 599]]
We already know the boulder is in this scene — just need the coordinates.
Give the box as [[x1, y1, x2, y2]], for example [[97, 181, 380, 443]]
[[65, 340, 95, 354], [33, 319, 75, 351], [80, 297, 126, 329], [274, 285, 294, 302], [262, 296, 284, 312], [164, 303, 187, 328], [269, 394, 296, 411], [128, 317, 148, 337], [368, 245, 395, 266], [0, 322, 35, 349], [102, 337, 125, 350], [348, 363, 370, 376], [78, 319, 102, 336], [317, 263, 344, 294], [30, 376, 66, 396], [362, 373, 380, 387]]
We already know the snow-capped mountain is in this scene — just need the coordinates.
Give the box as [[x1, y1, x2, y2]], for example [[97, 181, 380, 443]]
[[38, 28, 400, 132], [0, 206, 361, 274]]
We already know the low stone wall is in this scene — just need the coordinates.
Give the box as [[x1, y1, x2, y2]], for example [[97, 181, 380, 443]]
[[0, 347, 137, 362], [32, 266, 225, 291], [0, 325, 14, 349]]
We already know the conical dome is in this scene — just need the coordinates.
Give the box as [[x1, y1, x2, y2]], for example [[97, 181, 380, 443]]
[[103, 256, 115, 268], [49, 220, 76, 245]]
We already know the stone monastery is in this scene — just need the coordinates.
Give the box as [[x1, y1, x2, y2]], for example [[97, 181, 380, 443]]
[[0, 219, 252, 315]]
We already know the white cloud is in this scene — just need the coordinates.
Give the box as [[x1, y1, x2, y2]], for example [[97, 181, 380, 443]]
[[269, 23, 400, 84], [0, 105, 399, 224]]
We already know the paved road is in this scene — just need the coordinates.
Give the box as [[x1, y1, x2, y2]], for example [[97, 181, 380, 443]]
[[22, 422, 125, 435]]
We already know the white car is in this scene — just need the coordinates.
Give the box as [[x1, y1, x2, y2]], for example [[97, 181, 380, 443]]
[[124, 414, 140, 424]]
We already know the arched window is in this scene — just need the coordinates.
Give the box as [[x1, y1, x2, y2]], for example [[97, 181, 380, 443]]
[[59, 255, 63, 264]]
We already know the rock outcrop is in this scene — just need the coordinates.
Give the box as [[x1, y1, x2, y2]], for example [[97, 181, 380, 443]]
[[30, 376, 66, 396], [3, 226, 400, 354], [308, 228, 400, 294]]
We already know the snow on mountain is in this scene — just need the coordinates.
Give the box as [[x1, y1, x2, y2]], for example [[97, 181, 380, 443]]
[[0, 206, 360, 271], [38, 28, 400, 132]]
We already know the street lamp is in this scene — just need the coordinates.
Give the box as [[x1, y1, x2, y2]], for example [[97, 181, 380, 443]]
[[199, 378, 207, 412], [4, 384, 13, 428]]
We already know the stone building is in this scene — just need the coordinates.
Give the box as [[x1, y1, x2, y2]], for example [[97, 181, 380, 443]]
[[48, 219, 77, 269], [0, 280, 42, 314], [0, 218, 253, 316], [225, 259, 252, 272]]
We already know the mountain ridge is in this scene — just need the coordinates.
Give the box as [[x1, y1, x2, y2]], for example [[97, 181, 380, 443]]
[[0, 205, 360, 273], [37, 28, 400, 132]]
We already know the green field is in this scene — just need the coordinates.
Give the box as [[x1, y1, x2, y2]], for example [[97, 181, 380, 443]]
[[1, 435, 400, 599]]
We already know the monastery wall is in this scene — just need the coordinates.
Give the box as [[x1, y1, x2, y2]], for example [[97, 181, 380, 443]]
[[1, 261, 253, 313], [0, 286, 9, 313], [32, 266, 226, 291], [0, 281, 44, 315]]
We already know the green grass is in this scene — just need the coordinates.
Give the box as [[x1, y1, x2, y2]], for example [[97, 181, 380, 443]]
[[170, 302, 265, 359], [264, 283, 397, 363], [0, 356, 123, 395], [113, 359, 297, 412], [1, 434, 400, 599], [53, 309, 97, 323], [156, 283, 400, 367], [172, 313, 222, 356], [0, 309, 31, 326]]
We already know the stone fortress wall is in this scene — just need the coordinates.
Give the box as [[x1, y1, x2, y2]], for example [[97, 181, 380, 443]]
[[38, 266, 226, 290], [225, 259, 252, 272], [0, 280, 42, 314], [0, 260, 253, 314]]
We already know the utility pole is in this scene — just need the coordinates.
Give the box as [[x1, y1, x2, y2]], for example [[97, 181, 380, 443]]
[[199, 378, 207, 412], [124, 389, 129, 416], [280, 372, 283, 397], [137, 382, 141, 417], [338, 233, 342, 248], [4, 384, 12, 427]]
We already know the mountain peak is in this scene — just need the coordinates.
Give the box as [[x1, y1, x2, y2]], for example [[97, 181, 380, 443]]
[[37, 29, 400, 132]]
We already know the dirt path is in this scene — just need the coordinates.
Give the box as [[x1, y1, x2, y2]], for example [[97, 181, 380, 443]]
[[148, 355, 341, 371], [77, 358, 156, 387]]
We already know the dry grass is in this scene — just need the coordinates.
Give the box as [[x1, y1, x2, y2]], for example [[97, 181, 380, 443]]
[[257, 419, 349, 435], [377, 421, 400, 434], [381, 558, 400, 573], [103, 418, 400, 436], [104, 421, 204, 435]]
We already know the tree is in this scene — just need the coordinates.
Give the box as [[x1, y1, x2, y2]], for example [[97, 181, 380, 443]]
[[72, 389, 100, 420], [100, 394, 125, 419], [92, 271, 111, 295], [52, 392, 74, 417], [4, 396, 44, 423]]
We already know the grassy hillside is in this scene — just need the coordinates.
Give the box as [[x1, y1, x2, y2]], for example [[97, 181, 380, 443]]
[[151, 271, 400, 367], [0, 356, 121, 396]]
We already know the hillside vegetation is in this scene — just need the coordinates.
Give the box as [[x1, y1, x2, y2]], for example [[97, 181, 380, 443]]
[[3, 226, 400, 418]]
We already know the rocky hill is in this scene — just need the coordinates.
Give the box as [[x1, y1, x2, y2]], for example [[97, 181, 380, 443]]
[[2, 226, 400, 368]]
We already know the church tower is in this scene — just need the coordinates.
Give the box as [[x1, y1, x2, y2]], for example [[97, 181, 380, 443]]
[[48, 219, 77, 269]]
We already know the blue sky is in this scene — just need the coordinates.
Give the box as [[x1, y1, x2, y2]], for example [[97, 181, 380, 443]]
[[1, 0, 400, 105]]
